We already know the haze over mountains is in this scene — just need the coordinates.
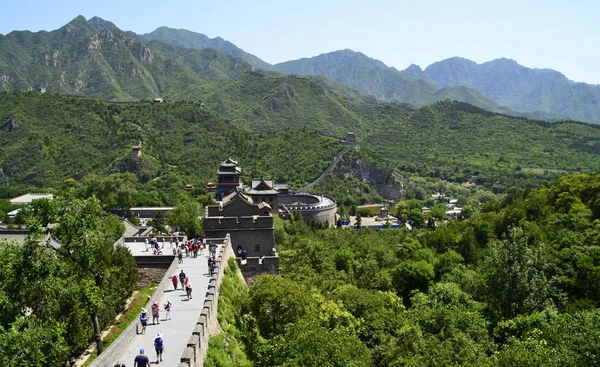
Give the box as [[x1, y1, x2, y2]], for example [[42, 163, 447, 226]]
[[1, 15, 600, 123]]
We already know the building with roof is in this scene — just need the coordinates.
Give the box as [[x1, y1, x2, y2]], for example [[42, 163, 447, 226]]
[[204, 188, 275, 258], [211, 158, 336, 225], [9, 193, 53, 205], [215, 158, 242, 200], [204, 159, 338, 266]]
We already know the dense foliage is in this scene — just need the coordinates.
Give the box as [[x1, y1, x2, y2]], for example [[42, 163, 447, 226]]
[[0, 92, 342, 204], [211, 174, 600, 366], [0, 195, 138, 366]]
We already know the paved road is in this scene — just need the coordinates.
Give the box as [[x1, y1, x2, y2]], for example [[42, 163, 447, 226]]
[[112, 246, 217, 366]]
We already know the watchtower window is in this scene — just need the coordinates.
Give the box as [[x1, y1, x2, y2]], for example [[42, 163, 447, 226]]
[[255, 244, 260, 252]]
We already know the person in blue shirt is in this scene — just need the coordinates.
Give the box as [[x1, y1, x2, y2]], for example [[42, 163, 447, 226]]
[[154, 332, 165, 363], [139, 308, 148, 335]]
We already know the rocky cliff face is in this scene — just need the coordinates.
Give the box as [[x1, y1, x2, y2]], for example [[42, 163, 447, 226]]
[[334, 157, 404, 199]]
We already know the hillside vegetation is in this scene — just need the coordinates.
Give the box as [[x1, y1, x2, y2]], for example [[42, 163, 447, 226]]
[[209, 173, 600, 366], [0, 92, 342, 204]]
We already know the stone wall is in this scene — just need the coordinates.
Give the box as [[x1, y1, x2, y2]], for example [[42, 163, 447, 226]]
[[236, 256, 280, 285], [203, 215, 273, 230], [204, 228, 274, 258], [177, 235, 234, 367]]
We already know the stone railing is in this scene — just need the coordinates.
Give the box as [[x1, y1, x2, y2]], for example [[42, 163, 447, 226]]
[[178, 234, 234, 367]]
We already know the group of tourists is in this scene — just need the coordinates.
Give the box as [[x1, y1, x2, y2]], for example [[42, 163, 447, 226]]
[[171, 269, 193, 299], [176, 236, 207, 263], [130, 334, 164, 366], [125, 236, 220, 366]]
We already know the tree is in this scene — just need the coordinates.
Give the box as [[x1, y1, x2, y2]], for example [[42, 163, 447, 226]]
[[408, 208, 425, 228], [244, 275, 316, 337], [50, 195, 137, 355], [391, 260, 435, 306], [81, 173, 138, 208], [257, 318, 372, 367], [484, 226, 551, 321], [166, 201, 204, 238], [0, 316, 69, 366]]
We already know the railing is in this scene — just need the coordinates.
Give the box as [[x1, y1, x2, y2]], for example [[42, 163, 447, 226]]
[[178, 234, 233, 367]]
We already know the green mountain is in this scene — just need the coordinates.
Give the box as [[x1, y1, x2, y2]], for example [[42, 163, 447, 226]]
[[0, 91, 343, 197], [0, 16, 252, 100], [423, 57, 600, 123], [271, 49, 527, 114], [136, 26, 272, 70]]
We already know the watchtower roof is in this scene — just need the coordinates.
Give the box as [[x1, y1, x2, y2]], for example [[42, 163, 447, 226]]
[[246, 178, 279, 195], [217, 157, 241, 175], [220, 157, 238, 167]]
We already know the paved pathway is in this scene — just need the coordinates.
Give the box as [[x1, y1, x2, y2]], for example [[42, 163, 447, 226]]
[[111, 247, 217, 366]]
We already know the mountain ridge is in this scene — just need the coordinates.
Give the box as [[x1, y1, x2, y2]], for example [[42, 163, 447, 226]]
[[0, 15, 597, 123]]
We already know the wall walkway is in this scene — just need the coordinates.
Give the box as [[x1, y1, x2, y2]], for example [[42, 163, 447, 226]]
[[89, 235, 232, 367]]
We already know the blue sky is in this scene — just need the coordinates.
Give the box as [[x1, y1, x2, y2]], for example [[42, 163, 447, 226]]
[[2, 0, 599, 84]]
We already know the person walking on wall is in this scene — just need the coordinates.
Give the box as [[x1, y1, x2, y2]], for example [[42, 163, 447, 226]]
[[133, 348, 149, 367], [171, 274, 178, 291], [179, 270, 186, 289], [139, 308, 148, 335], [151, 301, 160, 325], [164, 299, 172, 320], [154, 332, 165, 363]]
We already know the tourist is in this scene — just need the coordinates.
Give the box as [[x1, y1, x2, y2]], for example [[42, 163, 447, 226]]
[[178, 248, 184, 263], [179, 270, 186, 289], [154, 332, 165, 363], [133, 348, 149, 367], [139, 308, 148, 335], [164, 299, 172, 320], [171, 274, 178, 291], [186, 281, 193, 300], [144, 238, 149, 252], [210, 256, 216, 275], [151, 301, 160, 325]]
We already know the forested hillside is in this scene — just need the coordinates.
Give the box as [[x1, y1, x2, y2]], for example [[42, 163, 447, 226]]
[[0, 92, 342, 204], [2, 90, 600, 204], [208, 173, 600, 366]]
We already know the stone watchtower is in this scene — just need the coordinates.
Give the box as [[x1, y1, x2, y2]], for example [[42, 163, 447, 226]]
[[215, 158, 242, 201], [132, 141, 142, 157], [345, 132, 356, 144]]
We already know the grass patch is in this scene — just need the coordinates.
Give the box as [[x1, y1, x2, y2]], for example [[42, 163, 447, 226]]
[[80, 283, 158, 366]]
